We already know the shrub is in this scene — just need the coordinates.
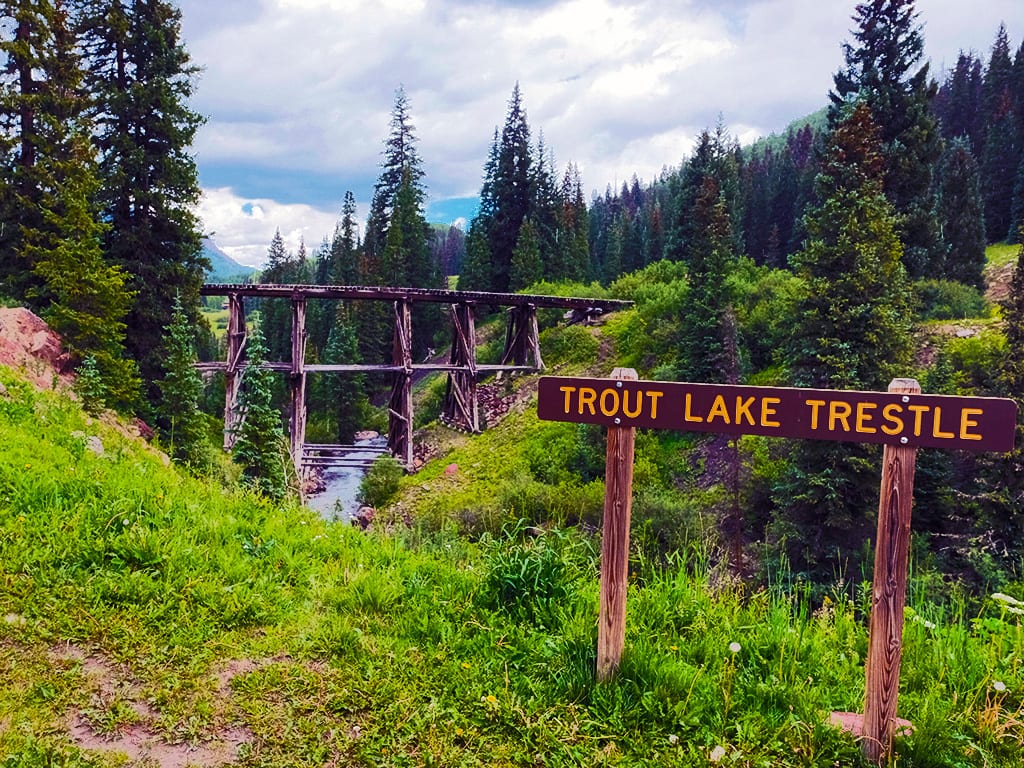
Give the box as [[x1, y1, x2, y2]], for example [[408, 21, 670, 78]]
[[357, 455, 405, 508], [915, 279, 991, 320]]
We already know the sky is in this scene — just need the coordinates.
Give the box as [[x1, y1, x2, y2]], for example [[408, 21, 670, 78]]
[[176, 0, 1023, 268]]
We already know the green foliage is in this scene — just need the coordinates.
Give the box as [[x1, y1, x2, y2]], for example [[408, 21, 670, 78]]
[[357, 455, 405, 508], [231, 326, 289, 500], [538, 324, 600, 367], [915, 279, 991, 320], [157, 295, 212, 469], [73, 355, 105, 416]]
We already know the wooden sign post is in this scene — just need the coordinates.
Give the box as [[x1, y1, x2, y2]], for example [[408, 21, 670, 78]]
[[537, 373, 1017, 763], [597, 368, 638, 682]]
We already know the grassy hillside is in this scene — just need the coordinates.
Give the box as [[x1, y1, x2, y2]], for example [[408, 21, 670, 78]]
[[1, 354, 1022, 765]]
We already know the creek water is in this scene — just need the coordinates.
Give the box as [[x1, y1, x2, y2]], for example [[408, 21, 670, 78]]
[[304, 435, 388, 521]]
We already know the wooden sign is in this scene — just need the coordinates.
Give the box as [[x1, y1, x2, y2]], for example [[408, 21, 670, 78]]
[[538, 376, 1017, 452], [538, 372, 1018, 765]]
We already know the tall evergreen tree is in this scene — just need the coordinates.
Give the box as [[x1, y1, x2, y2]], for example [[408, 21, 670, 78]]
[[232, 325, 288, 500], [157, 294, 209, 467], [935, 50, 985, 155], [78, 0, 207, 400], [936, 137, 986, 286], [0, 0, 138, 407], [509, 217, 542, 291], [486, 83, 532, 293], [830, 0, 943, 277], [775, 101, 914, 576], [678, 175, 739, 383]]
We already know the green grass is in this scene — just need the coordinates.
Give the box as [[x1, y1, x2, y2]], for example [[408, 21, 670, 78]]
[[0, 367, 1023, 766], [986, 242, 1021, 271]]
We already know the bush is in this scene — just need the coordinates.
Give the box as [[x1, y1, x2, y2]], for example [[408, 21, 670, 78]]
[[915, 279, 991, 320], [357, 455, 405, 508]]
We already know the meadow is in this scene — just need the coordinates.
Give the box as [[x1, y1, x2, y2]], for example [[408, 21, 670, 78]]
[[0, 362, 1021, 767]]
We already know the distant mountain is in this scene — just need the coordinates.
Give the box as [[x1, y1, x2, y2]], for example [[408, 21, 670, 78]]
[[202, 238, 258, 282]]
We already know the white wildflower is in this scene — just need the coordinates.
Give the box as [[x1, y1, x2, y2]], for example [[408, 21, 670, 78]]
[[710, 745, 727, 762], [729, 641, 741, 654], [668, 734, 679, 745], [991, 593, 1024, 607], [993, 681, 1007, 692]]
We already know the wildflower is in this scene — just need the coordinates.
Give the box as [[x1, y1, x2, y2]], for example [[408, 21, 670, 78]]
[[122, 519, 130, 526], [486, 694, 497, 704], [23, 464, 30, 469], [991, 593, 1024, 607], [17, 515, 25, 523], [993, 681, 1007, 692], [455, 727, 464, 737], [668, 734, 679, 745], [729, 641, 741, 654], [1009, 607, 1024, 616], [670, 645, 678, 652], [461, 662, 471, 670], [710, 745, 727, 762]]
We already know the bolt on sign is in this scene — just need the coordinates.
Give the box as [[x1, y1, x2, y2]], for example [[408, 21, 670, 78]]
[[538, 371, 1017, 764], [537, 377, 1016, 452]]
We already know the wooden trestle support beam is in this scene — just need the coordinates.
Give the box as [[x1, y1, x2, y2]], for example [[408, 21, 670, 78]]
[[289, 296, 308, 475], [387, 300, 414, 468], [222, 293, 247, 450], [500, 304, 544, 370], [440, 303, 479, 432]]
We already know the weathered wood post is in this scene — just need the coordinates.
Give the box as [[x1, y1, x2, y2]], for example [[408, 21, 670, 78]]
[[441, 302, 480, 432], [288, 296, 308, 479], [596, 367, 638, 682], [387, 300, 414, 467], [500, 304, 544, 370], [862, 378, 921, 763], [222, 292, 247, 450]]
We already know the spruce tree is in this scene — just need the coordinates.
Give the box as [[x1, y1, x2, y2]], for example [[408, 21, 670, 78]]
[[830, 0, 943, 276], [678, 176, 738, 383], [936, 137, 986, 286], [509, 218, 542, 290], [232, 325, 288, 500], [1, 0, 139, 407], [157, 294, 209, 468], [78, 0, 208, 399], [775, 101, 915, 577], [486, 83, 532, 292]]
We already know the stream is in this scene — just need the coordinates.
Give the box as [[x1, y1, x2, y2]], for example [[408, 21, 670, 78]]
[[304, 435, 388, 521]]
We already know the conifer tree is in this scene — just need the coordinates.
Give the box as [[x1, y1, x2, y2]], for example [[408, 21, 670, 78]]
[[775, 101, 914, 577], [936, 138, 986, 286], [458, 218, 492, 293], [78, 0, 207, 398], [0, 0, 138, 408], [678, 176, 738, 383], [486, 83, 532, 292], [232, 325, 288, 500], [509, 218, 542, 291], [157, 294, 209, 468], [830, 0, 943, 276]]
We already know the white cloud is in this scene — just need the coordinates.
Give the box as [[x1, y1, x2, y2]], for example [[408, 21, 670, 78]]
[[197, 187, 347, 268]]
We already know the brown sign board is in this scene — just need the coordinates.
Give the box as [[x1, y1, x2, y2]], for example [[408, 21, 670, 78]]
[[537, 376, 1017, 452]]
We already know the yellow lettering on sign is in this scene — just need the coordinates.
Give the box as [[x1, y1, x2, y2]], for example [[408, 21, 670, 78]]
[[622, 391, 642, 419], [648, 391, 663, 419], [806, 399, 827, 430], [707, 395, 731, 425], [882, 404, 904, 435], [578, 388, 597, 416], [856, 402, 878, 434], [684, 393, 703, 423], [761, 397, 781, 428], [908, 404, 929, 436], [560, 386, 576, 414], [960, 408, 983, 441], [932, 406, 955, 439], [600, 389, 619, 416], [829, 401, 853, 432], [735, 396, 756, 426]]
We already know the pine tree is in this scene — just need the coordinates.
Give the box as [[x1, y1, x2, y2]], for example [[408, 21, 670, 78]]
[[830, 0, 943, 277], [486, 83, 532, 292], [509, 218, 542, 290], [775, 101, 915, 577], [458, 218, 492, 293], [1, 0, 139, 408], [678, 176, 738, 383], [935, 51, 985, 156], [936, 138, 986, 286], [1009, 156, 1024, 243], [982, 101, 1020, 242], [157, 294, 209, 468], [232, 325, 288, 500], [78, 0, 208, 399]]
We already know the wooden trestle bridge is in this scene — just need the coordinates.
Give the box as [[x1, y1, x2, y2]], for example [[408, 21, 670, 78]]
[[197, 283, 631, 479]]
